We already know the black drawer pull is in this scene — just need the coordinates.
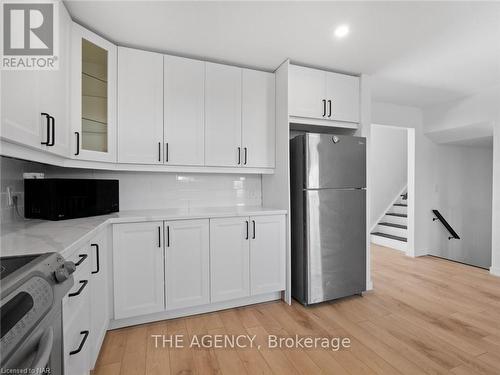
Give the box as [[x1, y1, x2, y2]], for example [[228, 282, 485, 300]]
[[48, 116, 55, 146], [41, 113, 50, 145], [69, 330, 89, 355], [75, 254, 87, 266], [68, 280, 88, 297], [252, 220, 256, 239], [245, 221, 249, 240], [91, 244, 100, 274], [74, 132, 80, 156]]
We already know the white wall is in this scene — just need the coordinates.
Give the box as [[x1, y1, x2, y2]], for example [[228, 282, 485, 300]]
[[372, 101, 436, 256], [429, 144, 493, 268], [421, 88, 500, 275], [0, 156, 262, 222], [370, 125, 407, 228]]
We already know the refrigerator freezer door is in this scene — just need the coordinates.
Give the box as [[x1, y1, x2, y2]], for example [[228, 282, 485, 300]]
[[305, 189, 366, 304], [305, 133, 366, 189]]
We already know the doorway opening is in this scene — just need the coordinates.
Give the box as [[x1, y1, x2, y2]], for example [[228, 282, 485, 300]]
[[369, 124, 415, 257]]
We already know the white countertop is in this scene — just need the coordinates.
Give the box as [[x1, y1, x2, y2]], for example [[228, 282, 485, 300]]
[[0, 206, 287, 257]]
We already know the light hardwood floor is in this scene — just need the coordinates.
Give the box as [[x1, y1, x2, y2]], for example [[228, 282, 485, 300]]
[[92, 244, 500, 375]]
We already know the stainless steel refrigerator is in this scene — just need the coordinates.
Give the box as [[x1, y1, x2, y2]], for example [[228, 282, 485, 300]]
[[290, 133, 366, 305]]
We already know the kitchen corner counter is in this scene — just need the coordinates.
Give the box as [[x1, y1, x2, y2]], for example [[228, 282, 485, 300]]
[[0, 206, 287, 257]]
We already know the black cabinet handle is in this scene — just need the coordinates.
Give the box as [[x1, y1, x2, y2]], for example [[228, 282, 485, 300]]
[[158, 226, 161, 248], [245, 221, 249, 240], [237, 147, 241, 165], [328, 100, 332, 118], [69, 330, 89, 355], [244, 147, 247, 165], [322, 100, 326, 117], [75, 254, 88, 266], [158, 142, 161, 162], [252, 220, 256, 239], [165, 142, 169, 162], [48, 116, 55, 146], [41, 113, 50, 145], [166, 226, 170, 247], [74, 132, 80, 156], [91, 244, 100, 274], [68, 280, 88, 297]]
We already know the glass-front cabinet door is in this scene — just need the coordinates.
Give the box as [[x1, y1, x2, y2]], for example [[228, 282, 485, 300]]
[[71, 23, 116, 162]]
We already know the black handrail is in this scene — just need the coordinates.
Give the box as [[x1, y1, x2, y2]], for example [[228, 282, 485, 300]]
[[432, 210, 460, 240]]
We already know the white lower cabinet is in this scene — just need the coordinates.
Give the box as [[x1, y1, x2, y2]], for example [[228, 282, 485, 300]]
[[64, 302, 91, 375], [210, 217, 250, 302], [165, 219, 210, 310], [109, 214, 285, 319], [113, 221, 165, 319], [63, 245, 91, 375], [250, 215, 286, 295], [89, 230, 109, 368]]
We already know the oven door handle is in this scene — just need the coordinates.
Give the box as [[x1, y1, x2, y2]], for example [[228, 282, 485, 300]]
[[30, 327, 54, 370]]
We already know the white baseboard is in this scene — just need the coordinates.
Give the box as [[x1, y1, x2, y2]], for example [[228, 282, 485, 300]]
[[371, 235, 408, 252], [366, 280, 373, 291], [490, 267, 500, 277], [109, 292, 281, 330]]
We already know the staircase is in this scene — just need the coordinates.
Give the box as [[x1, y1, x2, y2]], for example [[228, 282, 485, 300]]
[[371, 192, 408, 252]]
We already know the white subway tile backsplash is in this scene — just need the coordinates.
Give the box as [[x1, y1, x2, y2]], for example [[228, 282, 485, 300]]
[[0, 157, 262, 222]]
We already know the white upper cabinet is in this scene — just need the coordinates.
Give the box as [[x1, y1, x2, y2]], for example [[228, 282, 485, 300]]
[[165, 219, 210, 310], [117, 47, 163, 164], [1, 3, 71, 157], [242, 69, 275, 168], [164, 55, 205, 166], [205, 62, 242, 167], [1, 70, 43, 150], [71, 23, 117, 162], [250, 215, 286, 295], [210, 217, 250, 302], [289, 64, 326, 119], [112, 222, 165, 319], [289, 64, 360, 124], [326, 71, 360, 123]]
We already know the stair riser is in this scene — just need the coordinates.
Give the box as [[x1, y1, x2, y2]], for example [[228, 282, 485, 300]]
[[384, 215, 407, 226], [371, 235, 408, 252], [376, 225, 407, 238], [391, 205, 407, 215]]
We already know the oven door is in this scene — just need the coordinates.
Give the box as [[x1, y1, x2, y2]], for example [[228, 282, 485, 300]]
[[2, 309, 63, 374]]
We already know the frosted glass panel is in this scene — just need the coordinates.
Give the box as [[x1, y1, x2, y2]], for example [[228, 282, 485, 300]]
[[82, 39, 108, 152]]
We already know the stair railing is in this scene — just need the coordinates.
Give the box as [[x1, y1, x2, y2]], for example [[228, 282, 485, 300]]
[[432, 210, 460, 240]]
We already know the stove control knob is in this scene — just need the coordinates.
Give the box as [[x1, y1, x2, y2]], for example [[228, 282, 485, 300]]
[[54, 268, 69, 283], [64, 261, 76, 275]]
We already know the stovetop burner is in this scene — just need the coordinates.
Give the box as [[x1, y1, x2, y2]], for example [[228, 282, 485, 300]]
[[0, 255, 40, 280]]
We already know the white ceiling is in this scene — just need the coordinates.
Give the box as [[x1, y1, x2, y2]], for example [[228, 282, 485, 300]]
[[65, 1, 500, 108]]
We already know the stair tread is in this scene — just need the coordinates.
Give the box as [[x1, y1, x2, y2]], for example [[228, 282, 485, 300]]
[[371, 232, 407, 242], [386, 213, 408, 217], [394, 204, 408, 207], [379, 222, 407, 229]]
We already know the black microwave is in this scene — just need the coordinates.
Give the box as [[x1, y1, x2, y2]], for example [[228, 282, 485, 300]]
[[24, 179, 119, 221]]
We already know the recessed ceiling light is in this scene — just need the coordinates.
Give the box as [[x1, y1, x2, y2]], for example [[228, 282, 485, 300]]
[[334, 24, 350, 39]]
